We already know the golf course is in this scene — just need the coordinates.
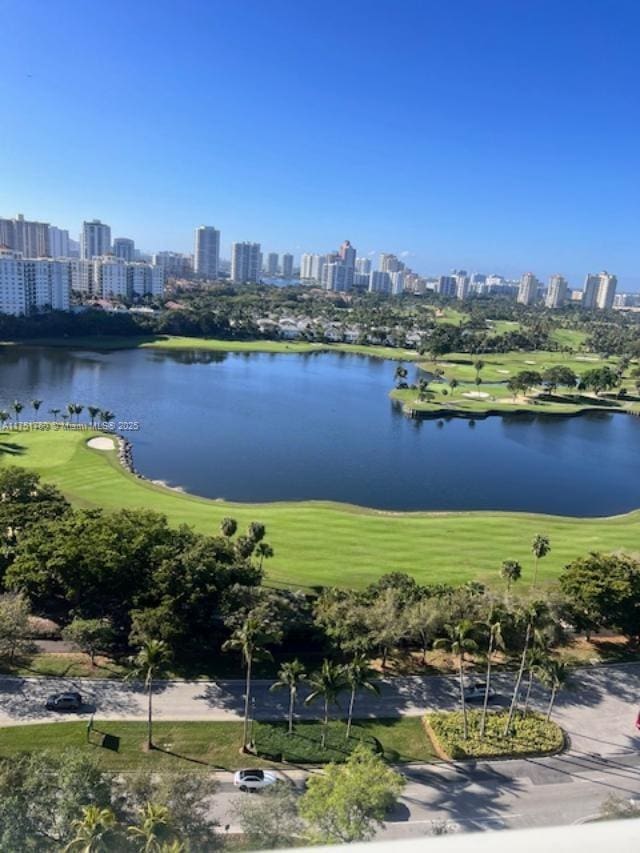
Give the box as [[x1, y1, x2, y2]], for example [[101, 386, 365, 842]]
[[2, 427, 639, 589]]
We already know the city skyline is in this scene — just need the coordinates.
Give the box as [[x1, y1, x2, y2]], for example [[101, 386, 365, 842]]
[[2, 2, 640, 289]]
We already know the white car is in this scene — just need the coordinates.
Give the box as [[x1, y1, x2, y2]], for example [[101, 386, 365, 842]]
[[233, 769, 279, 792], [463, 681, 495, 703]]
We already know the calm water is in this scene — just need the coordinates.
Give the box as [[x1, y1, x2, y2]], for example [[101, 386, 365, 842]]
[[1, 346, 639, 515]]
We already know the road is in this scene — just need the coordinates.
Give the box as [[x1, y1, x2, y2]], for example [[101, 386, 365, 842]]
[[1, 662, 639, 836]]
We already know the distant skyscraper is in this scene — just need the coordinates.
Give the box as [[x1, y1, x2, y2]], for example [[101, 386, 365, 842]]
[[582, 274, 600, 308], [194, 226, 220, 279], [455, 273, 470, 300], [355, 257, 371, 275], [81, 220, 111, 259], [596, 272, 617, 310], [379, 253, 405, 274], [113, 237, 135, 262], [300, 253, 314, 279], [0, 214, 50, 257], [49, 226, 70, 258], [517, 272, 539, 305], [231, 242, 261, 283], [545, 274, 568, 308], [369, 270, 391, 294], [281, 253, 294, 278], [436, 275, 456, 298], [265, 252, 279, 275], [390, 270, 405, 295]]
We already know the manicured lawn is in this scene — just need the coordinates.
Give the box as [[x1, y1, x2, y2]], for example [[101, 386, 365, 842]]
[[0, 652, 129, 680], [0, 718, 435, 770], [2, 428, 640, 590], [426, 710, 564, 760]]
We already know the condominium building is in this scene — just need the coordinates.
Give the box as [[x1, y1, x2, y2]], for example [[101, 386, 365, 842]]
[[390, 270, 405, 295], [436, 275, 456, 298], [93, 256, 128, 298], [582, 274, 600, 308], [152, 251, 193, 279], [265, 252, 279, 275], [69, 259, 93, 295], [545, 274, 568, 308], [281, 253, 294, 278], [49, 226, 70, 258], [0, 214, 50, 257], [369, 270, 391, 294], [323, 259, 350, 292], [455, 273, 470, 300], [127, 262, 165, 298], [0, 250, 70, 314], [596, 272, 617, 310], [517, 272, 539, 305], [113, 237, 135, 262], [355, 257, 371, 275], [194, 225, 220, 279], [231, 241, 261, 283], [378, 253, 405, 274], [81, 220, 111, 259]]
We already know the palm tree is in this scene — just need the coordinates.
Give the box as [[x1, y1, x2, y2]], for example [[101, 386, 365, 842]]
[[449, 377, 459, 397], [74, 404, 84, 423], [88, 406, 101, 428], [479, 617, 505, 738], [500, 560, 522, 592], [220, 517, 237, 537], [63, 805, 117, 852], [255, 541, 274, 569], [503, 603, 541, 736], [531, 534, 551, 588], [127, 803, 173, 852], [129, 639, 171, 750], [49, 407, 61, 421], [434, 620, 478, 740], [344, 654, 379, 739], [223, 614, 278, 750], [521, 645, 549, 716], [270, 659, 306, 734], [66, 403, 76, 422], [474, 359, 485, 381], [100, 410, 115, 425], [11, 401, 23, 425], [539, 660, 568, 721], [305, 659, 348, 749], [31, 399, 43, 416]]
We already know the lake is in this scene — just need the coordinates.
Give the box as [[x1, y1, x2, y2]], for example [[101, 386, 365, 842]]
[[1, 346, 639, 516]]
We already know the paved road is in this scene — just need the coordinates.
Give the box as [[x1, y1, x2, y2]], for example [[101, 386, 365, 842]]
[[1, 662, 639, 757]]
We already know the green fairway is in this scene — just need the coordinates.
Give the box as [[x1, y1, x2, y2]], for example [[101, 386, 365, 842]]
[[0, 718, 434, 770], [2, 429, 640, 589]]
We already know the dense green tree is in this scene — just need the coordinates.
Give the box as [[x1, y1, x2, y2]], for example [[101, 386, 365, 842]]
[[61, 618, 115, 667], [0, 593, 32, 661], [541, 366, 577, 393], [233, 781, 302, 849], [579, 366, 619, 395], [500, 559, 522, 592], [0, 467, 69, 549], [219, 517, 237, 538]]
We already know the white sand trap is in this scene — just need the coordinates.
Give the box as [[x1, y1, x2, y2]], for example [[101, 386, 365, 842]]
[[524, 360, 536, 365], [462, 391, 490, 399], [576, 356, 599, 362], [87, 437, 115, 451], [497, 369, 510, 374]]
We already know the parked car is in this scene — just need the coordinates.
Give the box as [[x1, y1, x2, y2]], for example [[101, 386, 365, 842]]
[[45, 691, 83, 712], [233, 769, 279, 792], [463, 682, 495, 703]]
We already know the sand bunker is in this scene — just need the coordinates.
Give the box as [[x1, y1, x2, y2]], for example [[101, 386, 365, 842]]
[[462, 391, 490, 399], [87, 437, 115, 451]]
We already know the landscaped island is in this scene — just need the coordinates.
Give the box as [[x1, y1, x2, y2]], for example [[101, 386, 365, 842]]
[[2, 428, 640, 588]]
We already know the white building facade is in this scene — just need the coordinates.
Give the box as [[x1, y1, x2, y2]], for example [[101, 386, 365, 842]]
[[231, 242, 261, 283], [194, 226, 220, 279]]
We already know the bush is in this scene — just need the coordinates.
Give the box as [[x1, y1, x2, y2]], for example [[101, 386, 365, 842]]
[[254, 721, 381, 764], [426, 710, 564, 760]]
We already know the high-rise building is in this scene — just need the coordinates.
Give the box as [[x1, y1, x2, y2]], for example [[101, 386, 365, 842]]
[[355, 257, 371, 275], [265, 252, 279, 275], [517, 272, 539, 305], [69, 259, 93, 295], [231, 242, 261, 283], [369, 270, 391, 294], [0, 249, 71, 315], [194, 226, 220, 279], [0, 214, 50, 257], [300, 253, 314, 279], [390, 270, 405, 295], [596, 272, 617, 310], [379, 253, 405, 274], [81, 220, 111, 259], [582, 274, 600, 308], [93, 256, 128, 298], [281, 253, 294, 278], [49, 226, 70, 258], [455, 273, 470, 300], [127, 262, 165, 298], [545, 274, 568, 308], [436, 275, 456, 298], [153, 252, 193, 279], [113, 237, 135, 262]]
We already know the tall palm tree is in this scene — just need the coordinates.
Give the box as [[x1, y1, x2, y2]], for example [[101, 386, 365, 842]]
[[344, 654, 379, 739], [223, 614, 277, 750], [220, 517, 237, 538], [521, 644, 549, 716], [500, 560, 522, 592], [127, 803, 173, 852], [66, 403, 76, 422], [474, 359, 485, 381], [129, 639, 171, 750], [531, 534, 551, 588], [480, 617, 505, 738], [31, 399, 43, 416], [434, 620, 478, 740], [49, 407, 61, 421], [270, 659, 306, 734], [11, 401, 23, 425], [539, 659, 568, 721], [63, 805, 117, 852], [449, 377, 459, 397], [88, 406, 101, 428], [255, 541, 274, 569], [503, 604, 541, 736], [305, 659, 348, 749], [100, 410, 115, 425], [74, 403, 84, 423]]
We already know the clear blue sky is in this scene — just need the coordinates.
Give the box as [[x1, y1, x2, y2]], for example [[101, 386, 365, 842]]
[[2, 0, 639, 288]]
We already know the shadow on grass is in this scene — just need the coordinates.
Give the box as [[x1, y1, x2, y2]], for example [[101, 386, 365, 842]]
[[0, 441, 26, 456]]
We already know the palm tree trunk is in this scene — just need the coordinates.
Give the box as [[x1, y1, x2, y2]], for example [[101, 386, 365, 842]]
[[546, 685, 557, 722], [522, 671, 533, 716], [288, 689, 294, 735], [147, 680, 153, 750], [479, 635, 494, 739], [459, 654, 468, 740], [504, 622, 531, 736], [532, 555, 539, 589], [242, 653, 252, 750], [346, 686, 356, 740], [322, 698, 328, 749]]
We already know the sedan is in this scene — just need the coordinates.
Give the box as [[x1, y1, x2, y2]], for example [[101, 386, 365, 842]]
[[463, 682, 495, 703], [45, 691, 83, 712], [233, 769, 279, 792]]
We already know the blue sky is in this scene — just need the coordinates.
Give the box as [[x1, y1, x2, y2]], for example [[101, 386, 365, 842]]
[[2, 0, 639, 288]]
